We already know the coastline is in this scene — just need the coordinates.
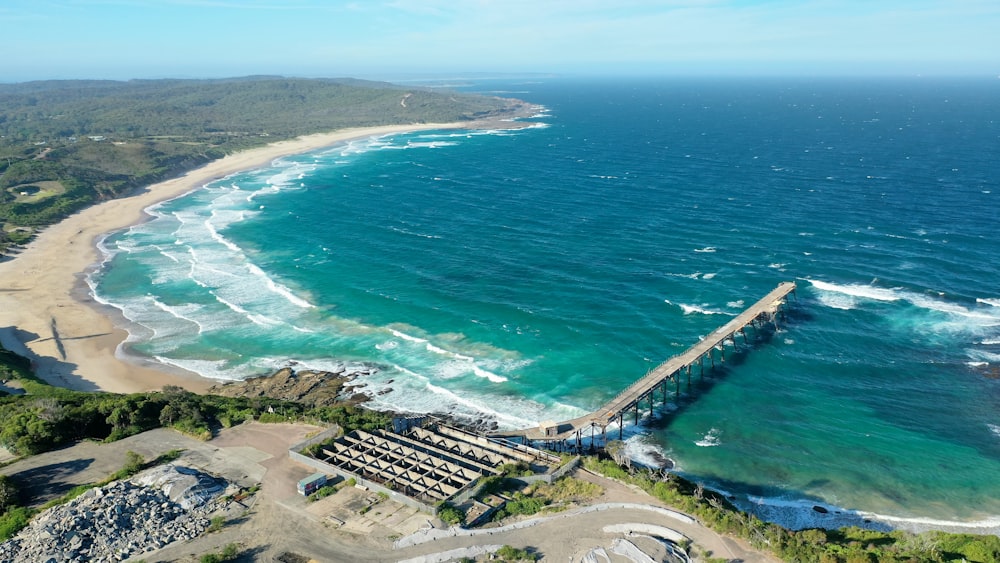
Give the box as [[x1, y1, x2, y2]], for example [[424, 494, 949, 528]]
[[0, 122, 480, 394]]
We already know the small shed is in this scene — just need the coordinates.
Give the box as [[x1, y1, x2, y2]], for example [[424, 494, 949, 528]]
[[539, 420, 559, 437], [297, 472, 327, 496]]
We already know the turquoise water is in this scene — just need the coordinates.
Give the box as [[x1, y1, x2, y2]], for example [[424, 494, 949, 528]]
[[92, 77, 1000, 530]]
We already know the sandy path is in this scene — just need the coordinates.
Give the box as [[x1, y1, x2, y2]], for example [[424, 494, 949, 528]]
[[0, 123, 464, 394]]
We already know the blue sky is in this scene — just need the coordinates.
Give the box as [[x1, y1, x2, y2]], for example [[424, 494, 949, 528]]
[[2, 0, 998, 81]]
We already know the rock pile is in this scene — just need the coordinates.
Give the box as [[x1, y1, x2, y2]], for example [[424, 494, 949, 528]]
[[0, 477, 218, 562]]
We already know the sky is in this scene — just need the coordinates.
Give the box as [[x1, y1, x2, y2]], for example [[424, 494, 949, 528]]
[[2, 0, 998, 81]]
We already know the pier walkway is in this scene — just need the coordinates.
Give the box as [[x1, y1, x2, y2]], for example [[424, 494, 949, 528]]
[[490, 282, 796, 443]]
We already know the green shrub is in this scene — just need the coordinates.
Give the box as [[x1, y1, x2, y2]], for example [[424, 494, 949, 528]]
[[0, 505, 33, 541], [933, 531, 1000, 562], [0, 475, 19, 513], [200, 542, 240, 563], [307, 485, 337, 502], [437, 503, 466, 526], [494, 493, 547, 521], [533, 476, 602, 502], [207, 515, 225, 532], [498, 461, 532, 477], [496, 544, 535, 561]]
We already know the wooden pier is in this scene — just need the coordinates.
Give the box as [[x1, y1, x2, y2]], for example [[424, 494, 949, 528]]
[[490, 282, 796, 444]]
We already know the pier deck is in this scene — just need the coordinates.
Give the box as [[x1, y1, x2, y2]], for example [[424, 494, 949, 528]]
[[491, 281, 796, 442]]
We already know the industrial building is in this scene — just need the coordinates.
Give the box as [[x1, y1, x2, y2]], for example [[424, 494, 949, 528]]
[[291, 420, 563, 513]]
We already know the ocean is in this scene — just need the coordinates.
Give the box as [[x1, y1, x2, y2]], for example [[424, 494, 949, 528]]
[[91, 76, 1000, 532]]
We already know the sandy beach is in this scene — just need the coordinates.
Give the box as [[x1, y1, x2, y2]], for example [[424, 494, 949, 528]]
[[0, 123, 467, 394]]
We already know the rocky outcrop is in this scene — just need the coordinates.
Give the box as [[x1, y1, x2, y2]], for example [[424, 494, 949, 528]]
[[0, 467, 225, 563], [207, 363, 378, 407]]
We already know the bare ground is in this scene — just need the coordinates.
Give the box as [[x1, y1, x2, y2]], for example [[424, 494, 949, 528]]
[[2, 423, 780, 562]]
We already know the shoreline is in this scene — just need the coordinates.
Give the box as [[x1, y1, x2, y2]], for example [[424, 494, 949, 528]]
[[0, 121, 487, 394]]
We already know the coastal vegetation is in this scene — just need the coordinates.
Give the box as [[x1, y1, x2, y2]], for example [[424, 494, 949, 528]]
[[0, 345, 388, 457], [0, 77, 520, 254], [482, 475, 603, 522], [583, 457, 1000, 563], [2, 343, 999, 561], [199, 542, 241, 563], [495, 544, 537, 561]]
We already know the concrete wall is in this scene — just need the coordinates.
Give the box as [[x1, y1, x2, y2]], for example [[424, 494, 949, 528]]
[[288, 425, 341, 452], [549, 455, 581, 481], [287, 449, 435, 514], [286, 423, 572, 518]]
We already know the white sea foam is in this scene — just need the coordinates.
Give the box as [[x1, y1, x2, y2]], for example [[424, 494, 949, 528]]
[[472, 366, 508, 383], [810, 281, 1000, 328], [152, 245, 181, 263], [726, 300, 745, 308], [406, 140, 458, 149], [202, 219, 243, 253], [676, 303, 734, 316], [736, 493, 1000, 535], [815, 293, 857, 310], [809, 279, 1000, 363], [153, 356, 233, 380], [695, 428, 722, 447], [149, 298, 203, 332], [424, 343, 453, 356], [807, 279, 901, 302], [419, 341, 509, 383], [390, 329, 428, 343], [989, 424, 1000, 438], [967, 350, 1000, 362], [211, 292, 249, 316], [245, 263, 314, 309], [978, 298, 1000, 307], [621, 435, 674, 468], [389, 226, 442, 239], [693, 246, 716, 253], [247, 313, 283, 327], [363, 363, 559, 430], [422, 382, 534, 428]]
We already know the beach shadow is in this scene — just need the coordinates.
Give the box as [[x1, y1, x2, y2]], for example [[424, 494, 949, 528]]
[[33, 331, 113, 345], [0, 326, 41, 355], [1, 325, 103, 392], [9, 457, 96, 506]]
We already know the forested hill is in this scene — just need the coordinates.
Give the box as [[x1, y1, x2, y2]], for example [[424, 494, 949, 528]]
[[0, 76, 522, 253]]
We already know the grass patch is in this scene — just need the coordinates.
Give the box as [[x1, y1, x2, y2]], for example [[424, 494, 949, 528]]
[[7, 180, 65, 202]]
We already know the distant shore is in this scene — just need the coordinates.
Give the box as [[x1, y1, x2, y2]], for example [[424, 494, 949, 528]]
[[0, 120, 523, 394]]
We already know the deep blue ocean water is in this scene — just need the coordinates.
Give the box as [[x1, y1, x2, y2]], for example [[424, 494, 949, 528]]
[[92, 77, 1000, 530]]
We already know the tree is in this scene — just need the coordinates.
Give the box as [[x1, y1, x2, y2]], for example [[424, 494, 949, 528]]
[[122, 450, 144, 476], [0, 475, 19, 513], [159, 403, 178, 426]]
